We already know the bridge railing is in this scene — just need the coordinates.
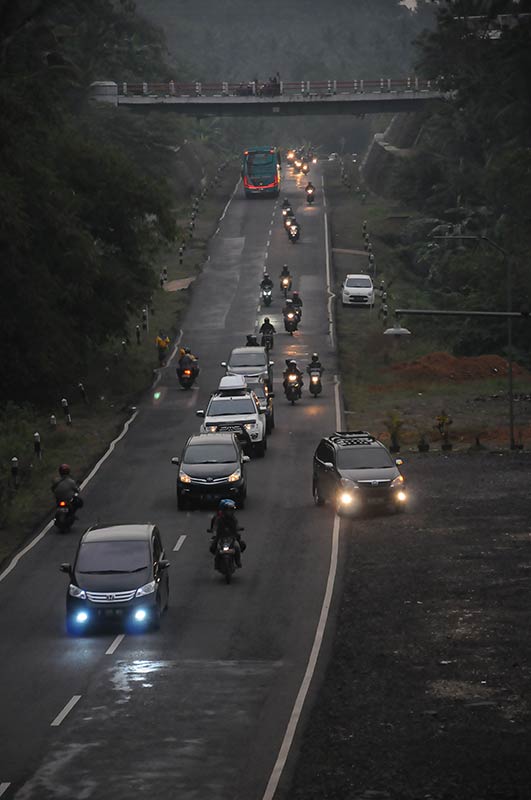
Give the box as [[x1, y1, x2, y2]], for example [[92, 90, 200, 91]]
[[117, 78, 436, 98]]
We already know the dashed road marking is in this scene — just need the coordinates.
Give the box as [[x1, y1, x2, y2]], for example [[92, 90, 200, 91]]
[[51, 695, 81, 727], [174, 535, 187, 552], [105, 634, 125, 656], [0, 784, 11, 797]]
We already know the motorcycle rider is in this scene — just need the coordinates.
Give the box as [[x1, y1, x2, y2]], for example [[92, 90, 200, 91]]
[[177, 347, 199, 377], [307, 352, 324, 374], [305, 181, 315, 195], [260, 272, 273, 291], [282, 297, 296, 318], [283, 358, 304, 390], [208, 499, 244, 568], [279, 264, 292, 292], [259, 317, 276, 336], [291, 290, 303, 318], [282, 197, 291, 209], [246, 334, 259, 346], [52, 464, 83, 507]]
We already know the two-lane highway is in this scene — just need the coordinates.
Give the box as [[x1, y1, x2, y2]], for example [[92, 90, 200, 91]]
[[0, 163, 341, 800]]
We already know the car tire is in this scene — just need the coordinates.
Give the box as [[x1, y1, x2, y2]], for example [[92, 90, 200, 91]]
[[313, 479, 325, 506], [163, 578, 169, 611], [256, 438, 267, 458]]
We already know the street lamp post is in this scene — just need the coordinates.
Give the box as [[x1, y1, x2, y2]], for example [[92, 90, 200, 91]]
[[432, 234, 516, 449]]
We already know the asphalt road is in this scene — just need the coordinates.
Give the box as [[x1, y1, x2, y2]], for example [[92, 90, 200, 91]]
[[0, 165, 341, 799]]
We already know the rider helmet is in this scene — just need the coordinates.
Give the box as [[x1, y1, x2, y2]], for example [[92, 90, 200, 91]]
[[219, 498, 236, 516], [264, 317, 270, 324], [292, 291, 299, 298], [59, 464, 71, 476], [311, 353, 319, 362], [184, 347, 191, 354]]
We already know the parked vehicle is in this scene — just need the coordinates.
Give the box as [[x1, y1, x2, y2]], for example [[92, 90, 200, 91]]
[[341, 274, 375, 307]]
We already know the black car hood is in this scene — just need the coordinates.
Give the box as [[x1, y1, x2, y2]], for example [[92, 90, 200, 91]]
[[74, 568, 151, 592], [183, 462, 237, 478], [341, 466, 398, 483]]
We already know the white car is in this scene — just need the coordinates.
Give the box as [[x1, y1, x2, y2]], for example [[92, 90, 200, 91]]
[[196, 389, 267, 457], [341, 274, 375, 307], [221, 346, 273, 389]]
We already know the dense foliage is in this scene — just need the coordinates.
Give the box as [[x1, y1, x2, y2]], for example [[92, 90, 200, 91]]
[[0, 0, 182, 402], [393, 0, 531, 356]]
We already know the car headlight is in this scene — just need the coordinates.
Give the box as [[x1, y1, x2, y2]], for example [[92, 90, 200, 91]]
[[68, 584, 86, 599], [179, 470, 192, 484], [244, 422, 256, 430], [391, 475, 405, 488], [396, 490, 407, 503], [135, 581, 156, 598], [207, 425, 217, 432], [228, 469, 241, 483]]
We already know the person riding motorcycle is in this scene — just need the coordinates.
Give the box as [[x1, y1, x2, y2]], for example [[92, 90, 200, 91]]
[[307, 353, 324, 374], [52, 464, 83, 506], [305, 181, 315, 195], [208, 499, 244, 568], [291, 291, 303, 313], [246, 334, 259, 346], [282, 197, 291, 209], [282, 298, 296, 318], [178, 347, 199, 377], [280, 265, 291, 279], [260, 272, 274, 290], [283, 359, 304, 390], [259, 318, 276, 335]]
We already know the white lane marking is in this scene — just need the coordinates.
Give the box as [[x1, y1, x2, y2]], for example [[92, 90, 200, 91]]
[[105, 634, 125, 656], [334, 375, 342, 432], [220, 178, 241, 222], [262, 297, 343, 800], [50, 695, 81, 727], [0, 407, 141, 585], [214, 226, 220, 236], [262, 514, 341, 800], [174, 535, 187, 552], [0, 784, 11, 797], [266, 239, 270, 248], [323, 199, 335, 349]]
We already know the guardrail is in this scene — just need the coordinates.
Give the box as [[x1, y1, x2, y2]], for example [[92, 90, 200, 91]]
[[115, 77, 437, 98]]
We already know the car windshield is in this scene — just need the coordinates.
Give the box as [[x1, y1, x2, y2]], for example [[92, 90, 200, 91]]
[[346, 277, 372, 288], [229, 353, 267, 367], [337, 447, 394, 470], [208, 397, 256, 415], [184, 444, 237, 464], [76, 541, 150, 573], [249, 385, 266, 400]]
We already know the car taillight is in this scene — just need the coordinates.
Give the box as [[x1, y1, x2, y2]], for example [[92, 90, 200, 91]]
[[59, 501, 67, 507]]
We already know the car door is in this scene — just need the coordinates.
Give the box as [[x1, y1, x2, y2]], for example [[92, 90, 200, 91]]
[[152, 529, 168, 606], [315, 441, 334, 499]]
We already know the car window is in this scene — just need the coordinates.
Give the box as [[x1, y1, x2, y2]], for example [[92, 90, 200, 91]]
[[184, 443, 237, 464], [316, 442, 334, 463], [336, 447, 394, 470], [207, 397, 256, 415], [229, 352, 266, 367], [152, 535, 162, 563], [76, 541, 150, 573], [345, 277, 372, 288]]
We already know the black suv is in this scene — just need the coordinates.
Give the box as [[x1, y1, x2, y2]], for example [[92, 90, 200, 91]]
[[312, 431, 407, 516], [172, 433, 249, 510]]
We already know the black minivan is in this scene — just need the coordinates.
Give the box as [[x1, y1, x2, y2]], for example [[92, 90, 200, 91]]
[[61, 524, 170, 635]]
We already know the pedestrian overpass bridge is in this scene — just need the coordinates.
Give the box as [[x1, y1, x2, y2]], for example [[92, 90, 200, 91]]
[[90, 78, 447, 116]]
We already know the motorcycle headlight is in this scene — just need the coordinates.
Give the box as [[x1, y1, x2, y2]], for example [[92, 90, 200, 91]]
[[391, 475, 405, 488], [179, 470, 192, 484], [311, 375, 319, 383], [288, 374, 297, 382], [228, 469, 241, 483], [135, 581, 156, 598], [68, 584, 86, 599]]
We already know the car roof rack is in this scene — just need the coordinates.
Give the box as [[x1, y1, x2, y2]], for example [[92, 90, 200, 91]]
[[330, 431, 376, 446]]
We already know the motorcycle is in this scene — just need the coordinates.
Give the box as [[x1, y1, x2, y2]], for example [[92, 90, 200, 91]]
[[283, 210, 295, 229], [215, 536, 237, 584], [282, 205, 292, 219], [284, 373, 302, 404], [280, 275, 292, 297], [261, 286, 273, 307], [54, 492, 82, 533], [301, 162, 310, 175], [177, 366, 198, 389], [309, 368, 323, 397], [292, 304, 302, 322], [287, 223, 300, 243], [261, 331, 274, 351], [283, 311, 298, 335], [306, 188, 315, 205]]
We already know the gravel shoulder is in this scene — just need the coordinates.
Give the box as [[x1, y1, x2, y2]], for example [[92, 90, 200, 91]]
[[288, 452, 531, 799]]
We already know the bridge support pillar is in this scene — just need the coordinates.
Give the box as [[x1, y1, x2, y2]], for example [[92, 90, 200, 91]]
[[89, 81, 118, 106], [169, 80, 175, 95]]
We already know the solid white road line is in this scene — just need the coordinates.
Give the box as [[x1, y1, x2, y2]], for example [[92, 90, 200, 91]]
[[105, 634, 125, 656], [262, 256, 343, 799], [220, 178, 242, 222], [323, 206, 335, 349], [0, 783, 11, 796], [262, 514, 341, 800], [50, 695, 81, 727], [174, 535, 187, 552]]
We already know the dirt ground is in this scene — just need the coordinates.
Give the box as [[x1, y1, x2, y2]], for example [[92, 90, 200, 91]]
[[288, 452, 531, 800]]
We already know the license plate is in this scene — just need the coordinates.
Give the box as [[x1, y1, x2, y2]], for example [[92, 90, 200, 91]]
[[104, 609, 122, 618], [367, 497, 384, 505]]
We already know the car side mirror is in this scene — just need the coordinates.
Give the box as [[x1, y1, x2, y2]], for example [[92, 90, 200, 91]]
[[323, 462, 334, 469], [395, 458, 404, 466], [196, 410, 205, 417], [60, 563, 71, 574], [242, 455, 251, 463], [171, 456, 180, 465], [258, 407, 265, 414], [159, 559, 170, 570], [220, 361, 227, 368], [269, 361, 274, 366]]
